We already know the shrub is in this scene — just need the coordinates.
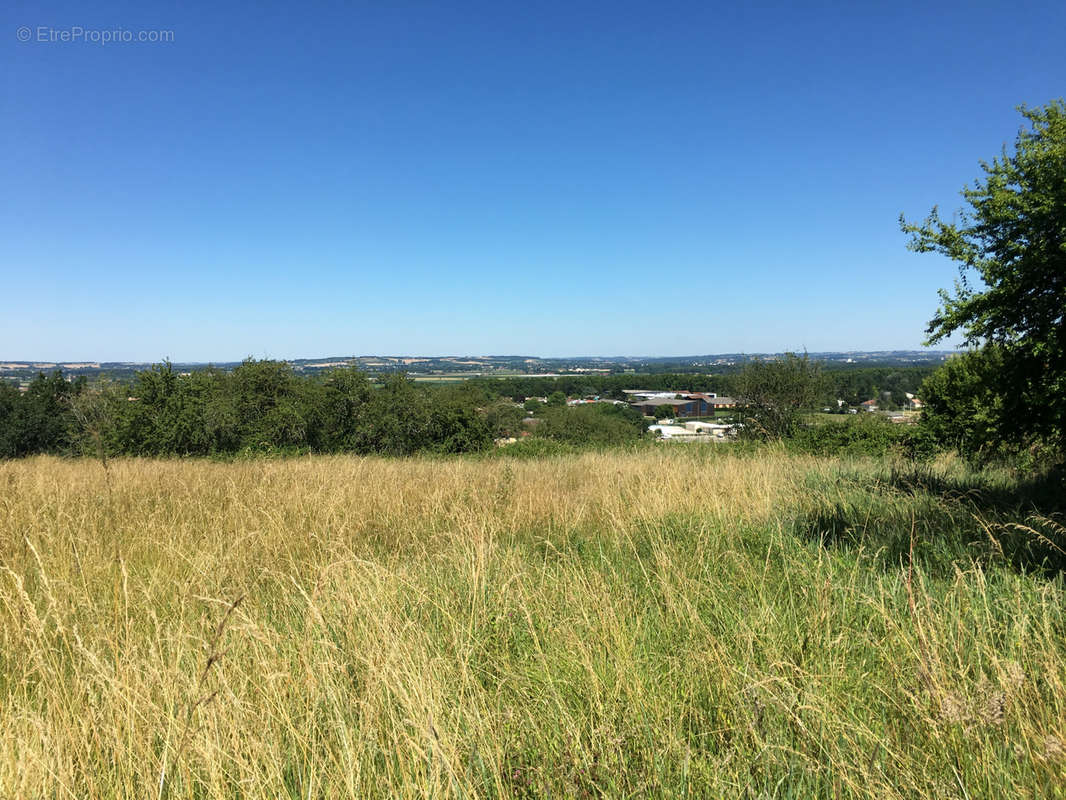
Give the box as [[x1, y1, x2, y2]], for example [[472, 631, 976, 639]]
[[791, 415, 936, 459], [0, 371, 84, 458], [533, 403, 646, 446]]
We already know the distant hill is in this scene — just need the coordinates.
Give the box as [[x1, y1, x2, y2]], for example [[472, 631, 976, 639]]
[[0, 351, 955, 386]]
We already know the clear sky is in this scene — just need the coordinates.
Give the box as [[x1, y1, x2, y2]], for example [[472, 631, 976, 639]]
[[3, 0, 1064, 361]]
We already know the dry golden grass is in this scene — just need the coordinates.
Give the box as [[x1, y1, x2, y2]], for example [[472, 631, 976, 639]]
[[1, 449, 1064, 798]]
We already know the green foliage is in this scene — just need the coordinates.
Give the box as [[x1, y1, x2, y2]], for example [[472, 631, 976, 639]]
[[652, 404, 676, 419], [230, 359, 317, 450], [421, 395, 493, 455], [480, 437, 587, 459], [532, 403, 646, 446], [59, 360, 492, 458], [791, 415, 937, 459], [482, 399, 526, 439], [902, 100, 1066, 462], [110, 362, 242, 455], [917, 348, 1010, 463], [734, 353, 830, 439], [317, 366, 374, 451], [3, 361, 678, 458], [0, 360, 943, 460], [830, 368, 930, 407], [0, 382, 20, 455], [0, 371, 84, 458]]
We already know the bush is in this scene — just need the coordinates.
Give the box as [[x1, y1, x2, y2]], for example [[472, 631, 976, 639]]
[[533, 403, 646, 446], [0, 371, 84, 458], [791, 415, 937, 459], [652, 404, 676, 419], [734, 353, 830, 439], [482, 437, 585, 459], [52, 361, 492, 458]]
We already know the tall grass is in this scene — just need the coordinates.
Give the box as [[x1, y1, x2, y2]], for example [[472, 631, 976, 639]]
[[1, 449, 1064, 797]]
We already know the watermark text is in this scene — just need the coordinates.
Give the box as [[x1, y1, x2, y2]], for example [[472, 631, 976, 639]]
[[16, 26, 175, 44]]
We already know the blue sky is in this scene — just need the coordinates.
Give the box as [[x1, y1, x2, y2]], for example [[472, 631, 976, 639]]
[[3, 0, 1064, 361]]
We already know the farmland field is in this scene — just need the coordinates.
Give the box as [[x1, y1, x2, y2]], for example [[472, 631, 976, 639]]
[[1, 449, 1064, 798]]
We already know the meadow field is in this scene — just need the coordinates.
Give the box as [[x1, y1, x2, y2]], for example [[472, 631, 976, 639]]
[[1, 448, 1064, 798]]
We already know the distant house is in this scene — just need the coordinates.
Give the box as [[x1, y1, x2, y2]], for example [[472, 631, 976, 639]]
[[631, 398, 701, 417], [648, 424, 693, 439], [628, 391, 735, 418], [905, 392, 923, 410], [649, 421, 735, 441], [684, 421, 735, 438], [859, 399, 879, 412], [623, 390, 696, 400], [631, 396, 709, 418]]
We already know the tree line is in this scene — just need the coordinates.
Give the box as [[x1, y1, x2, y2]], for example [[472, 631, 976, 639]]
[[0, 358, 938, 459], [0, 360, 653, 458], [469, 367, 933, 408], [0, 362, 481, 458]]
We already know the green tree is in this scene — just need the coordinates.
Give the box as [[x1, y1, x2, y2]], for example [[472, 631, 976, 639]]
[[534, 403, 645, 446], [483, 399, 525, 438], [0, 371, 84, 457], [652, 404, 676, 420], [918, 348, 1008, 460], [424, 400, 492, 453], [734, 354, 829, 439], [902, 100, 1066, 460], [68, 379, 126, 464], [0, 381, 23, 458], [114, 362, 232, 455], [319, 366, 374, 451]]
